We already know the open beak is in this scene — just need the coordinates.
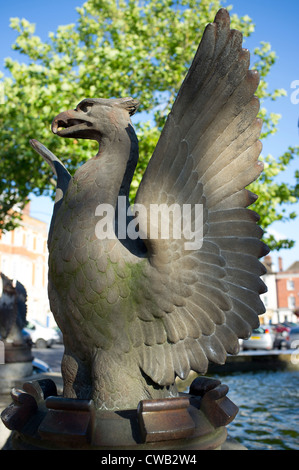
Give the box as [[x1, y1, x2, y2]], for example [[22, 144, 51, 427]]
[[51, 110, 91, 137]]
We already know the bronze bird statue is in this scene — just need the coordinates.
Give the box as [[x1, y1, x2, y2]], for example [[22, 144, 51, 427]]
[[0, 273, 27, 346], [30, 9, 269, 411]]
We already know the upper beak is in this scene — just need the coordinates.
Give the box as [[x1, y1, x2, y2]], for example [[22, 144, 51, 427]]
[[51, 109, 90, 137], [51, 110, 74, 134]]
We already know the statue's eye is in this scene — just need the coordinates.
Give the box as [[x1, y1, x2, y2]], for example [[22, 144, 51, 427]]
[[77, 102, 92, 113]]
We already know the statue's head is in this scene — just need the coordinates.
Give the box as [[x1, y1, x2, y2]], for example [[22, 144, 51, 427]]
[[51, 97, 139, 141]]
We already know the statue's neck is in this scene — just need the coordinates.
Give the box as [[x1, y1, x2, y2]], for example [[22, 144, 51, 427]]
[[118, 125, 139, 198], [75, 124, 139, 208]]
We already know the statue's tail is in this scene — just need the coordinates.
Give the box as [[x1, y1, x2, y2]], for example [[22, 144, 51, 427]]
[[30, 139, 71, 245]]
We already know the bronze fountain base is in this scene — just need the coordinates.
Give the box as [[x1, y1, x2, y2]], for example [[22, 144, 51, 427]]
[[1, 376, 239, 450]]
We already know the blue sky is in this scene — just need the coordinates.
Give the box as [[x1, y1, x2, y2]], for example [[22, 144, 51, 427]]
[[0, 0, 298, 271]]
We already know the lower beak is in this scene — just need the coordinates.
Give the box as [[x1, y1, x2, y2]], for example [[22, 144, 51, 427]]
[[51, 110, 75, 135]]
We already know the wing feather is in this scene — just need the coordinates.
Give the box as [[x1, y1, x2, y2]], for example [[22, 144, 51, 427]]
[[132, 9, 269, 385]]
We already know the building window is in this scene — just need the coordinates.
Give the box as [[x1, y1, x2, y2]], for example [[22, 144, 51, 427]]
[[35, 263, 43, 288], [14, 228, 23, 246], [36, 236, 44, 253], [0, 231, 12, 245], [26, 232, 34, 251], [288, 295, 296, 309], [1, 256, 10, 276], [287, 280, 295, 291]]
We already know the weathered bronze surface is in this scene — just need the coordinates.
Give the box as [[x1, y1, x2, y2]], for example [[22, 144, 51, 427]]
[[27, 8, 268, 412], [0, 272, 32, 392], [1, 376, 238, 450], [137, 396, 195, 443], [0, 273, 31, 363]]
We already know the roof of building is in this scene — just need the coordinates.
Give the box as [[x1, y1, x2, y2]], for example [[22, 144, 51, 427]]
[[285, 261, 299, 273]]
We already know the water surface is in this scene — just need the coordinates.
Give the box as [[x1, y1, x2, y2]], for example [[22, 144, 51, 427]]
[[218, 370, 299, 450]]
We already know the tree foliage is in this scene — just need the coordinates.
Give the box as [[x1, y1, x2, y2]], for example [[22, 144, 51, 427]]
[[0, 0, 298, 250]]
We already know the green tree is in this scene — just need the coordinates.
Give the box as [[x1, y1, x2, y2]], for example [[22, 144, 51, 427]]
[[0, 0, 298, 250]]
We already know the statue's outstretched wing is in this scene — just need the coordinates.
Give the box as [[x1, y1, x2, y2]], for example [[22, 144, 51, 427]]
[[30, 139, 71, 244], [133, 9, 269, 384]]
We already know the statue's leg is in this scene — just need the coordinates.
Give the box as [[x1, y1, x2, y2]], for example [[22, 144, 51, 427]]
[[90, 350, 145, 410], [61, 350, 92, 400], [90, 350, 178, 410]]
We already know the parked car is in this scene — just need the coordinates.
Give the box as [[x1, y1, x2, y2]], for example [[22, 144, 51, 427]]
[[24, 320, 60, 349], [271, 324, 290, 349], [273, 334, 290, 350], [32, 357, 52, 373], [282, 322, 298, 329], [272, 324, 291, 335], [53, 326, 63, 344], [22, 328, 33, 347], [289, 326, 299, 349], [242, 326, 275, 351]]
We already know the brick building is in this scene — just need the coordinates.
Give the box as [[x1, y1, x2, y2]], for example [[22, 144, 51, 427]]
[[276, 258, 299, 324], [0, 203, 53, 327], [260, 255, 278, 324]]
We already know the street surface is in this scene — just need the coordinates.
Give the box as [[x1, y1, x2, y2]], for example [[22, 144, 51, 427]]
[[33, 343, 64, 372]]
